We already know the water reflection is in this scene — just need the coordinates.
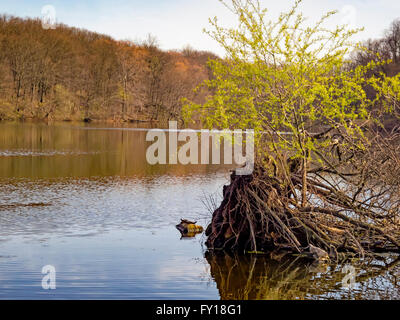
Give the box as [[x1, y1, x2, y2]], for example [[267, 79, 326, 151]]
[[0, 122, 233, 178], [1, 122, 400, 299], [205, 251, 400, 300], [0, 175, 225, 238]]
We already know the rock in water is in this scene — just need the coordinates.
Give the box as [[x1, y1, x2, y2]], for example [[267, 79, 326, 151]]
[[309, 244, 329, 261]]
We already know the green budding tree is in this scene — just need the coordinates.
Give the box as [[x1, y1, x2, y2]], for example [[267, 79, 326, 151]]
[[184, 0, 400, 205], [184, 0, 400, 255]]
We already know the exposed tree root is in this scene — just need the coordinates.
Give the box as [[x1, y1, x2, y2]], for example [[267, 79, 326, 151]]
[[205, 162, 400, 260]]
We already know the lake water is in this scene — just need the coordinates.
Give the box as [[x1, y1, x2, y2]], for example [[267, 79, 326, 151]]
[[0, 122, 399, 299]]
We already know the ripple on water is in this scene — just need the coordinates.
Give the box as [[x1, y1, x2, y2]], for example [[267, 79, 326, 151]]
[[0, 149, 101, 157], [0, 174, 226, 239], [1, 122, 399, 299]]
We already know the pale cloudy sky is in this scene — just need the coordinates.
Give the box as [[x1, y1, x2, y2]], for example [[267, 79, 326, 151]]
[[1, 0, 400, 56]]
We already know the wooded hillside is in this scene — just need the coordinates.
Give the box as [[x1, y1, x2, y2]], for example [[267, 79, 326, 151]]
[[0, 15, 216, 122]]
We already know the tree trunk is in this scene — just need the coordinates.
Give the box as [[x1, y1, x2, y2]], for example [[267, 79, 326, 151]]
[[301, 155, 308, 207]]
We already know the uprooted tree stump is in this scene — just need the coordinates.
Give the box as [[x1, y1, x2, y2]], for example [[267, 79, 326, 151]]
[[205, 161, 400, 260]]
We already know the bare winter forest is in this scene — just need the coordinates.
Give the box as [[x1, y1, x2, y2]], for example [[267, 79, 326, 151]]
[[0, 15, 217, 122], [1, 15, 400, 124]]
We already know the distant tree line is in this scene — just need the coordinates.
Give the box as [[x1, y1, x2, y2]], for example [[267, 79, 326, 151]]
[[353, 19, 400, 76], [351, 19, 400, 128], [1, 14, 400, 125], [0, 15, 217, 122]]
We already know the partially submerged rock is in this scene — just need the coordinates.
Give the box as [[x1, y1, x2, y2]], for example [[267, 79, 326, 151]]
[[308, 244, 330, 262]]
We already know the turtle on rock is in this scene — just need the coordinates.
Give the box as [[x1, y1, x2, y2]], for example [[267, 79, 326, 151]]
[[176, 219, 204, 237]]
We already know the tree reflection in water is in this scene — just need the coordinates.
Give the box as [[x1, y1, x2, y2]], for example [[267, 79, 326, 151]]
[[205, 251, 400, 300]]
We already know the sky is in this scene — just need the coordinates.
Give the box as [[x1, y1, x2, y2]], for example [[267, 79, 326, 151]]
[[1, 0, 400, 56]]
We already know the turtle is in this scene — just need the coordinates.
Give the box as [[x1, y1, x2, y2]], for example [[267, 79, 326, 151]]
[[176, 219, 203, 235]]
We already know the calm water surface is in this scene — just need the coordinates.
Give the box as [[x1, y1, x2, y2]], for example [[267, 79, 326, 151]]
[[0, 122, 399, 299]]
